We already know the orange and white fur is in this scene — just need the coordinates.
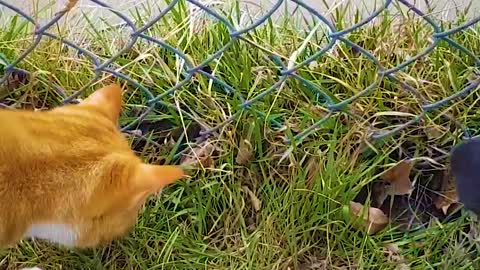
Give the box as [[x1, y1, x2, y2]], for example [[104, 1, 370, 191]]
[[0, 83, 184, 248]]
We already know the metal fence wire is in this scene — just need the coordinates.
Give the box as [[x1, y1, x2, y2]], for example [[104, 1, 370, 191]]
[[0, 0, 479, 153]]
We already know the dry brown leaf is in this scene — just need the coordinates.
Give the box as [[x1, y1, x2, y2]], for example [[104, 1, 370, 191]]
[[308, 60, 320, 70], [201, 97, 217, 109], [425, 125, 447, 140], [434, 169, 460, 215], [180, 141, 216, 168], [286, 119, 302, 133], [384, 243, 405, 263], [236, 139, 253, 165], [381, 160, 414, 196], [4, 70, 29, 91], [297, 258, 352, 270], [310, 105, 329, 118], [372, 181, 390, 207], [349, 201, 389, 235], [396, 263, 410, 270], [242, 186, 262, 211], [305, 156, 322, 187]]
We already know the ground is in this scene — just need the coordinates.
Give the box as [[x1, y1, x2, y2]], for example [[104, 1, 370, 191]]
[[0, 2, 480, 269]]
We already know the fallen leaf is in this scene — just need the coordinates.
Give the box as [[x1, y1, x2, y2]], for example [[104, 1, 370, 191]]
[[310, 105, 329, 118], [384, 243, 405, 263], [236, 139, 253, 165], [242, 186, 262, 211], [4, 69, 29, 91], [434, 169, 459, 215], [285, 119, 302, 133], [305, 155, 322, 187], [396, 263, 410, 270], [467, 222, 480, 247], [297, 260, 326, 270], [246, 216, 257, 231], [372, 181, 390, 208], [347, 201, 389, 235], [372, 160, 414, 207], [308, 60, 319, 70], [297, 258, 352, 270], [201, 97, 216, 109], [180, 140, 217, 168], [21, 90, 42, 111], [381, 160, 414, 196], [425, 125, 447, 140]]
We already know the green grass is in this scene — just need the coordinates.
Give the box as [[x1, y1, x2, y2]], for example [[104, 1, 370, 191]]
[[1, 0, 480, 269]]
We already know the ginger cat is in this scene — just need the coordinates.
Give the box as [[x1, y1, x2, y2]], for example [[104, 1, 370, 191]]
[[0, 84, 185, 248]]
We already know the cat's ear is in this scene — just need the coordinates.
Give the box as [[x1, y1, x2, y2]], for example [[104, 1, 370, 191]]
[[82, 83, 123, 122], [133, 164, 185, 194], [90, 163, 184, 214]]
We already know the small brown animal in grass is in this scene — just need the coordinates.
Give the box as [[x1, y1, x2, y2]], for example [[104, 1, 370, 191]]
[[0, 84, 185, 248]]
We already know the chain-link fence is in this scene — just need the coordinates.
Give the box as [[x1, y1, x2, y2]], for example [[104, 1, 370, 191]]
[[0, 0, 479, 153]]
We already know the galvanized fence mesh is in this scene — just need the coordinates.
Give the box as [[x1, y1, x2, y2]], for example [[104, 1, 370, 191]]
[[0, 0, 479, 152]]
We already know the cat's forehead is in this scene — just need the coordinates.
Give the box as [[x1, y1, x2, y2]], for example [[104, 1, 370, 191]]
[[39, 105, 132, 155]]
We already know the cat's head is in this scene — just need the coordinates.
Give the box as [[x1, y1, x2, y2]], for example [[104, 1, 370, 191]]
[[50, 84, 185, 247]]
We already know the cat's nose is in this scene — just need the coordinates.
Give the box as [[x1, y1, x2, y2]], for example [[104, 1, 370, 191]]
[[451, 138, 480, 214]]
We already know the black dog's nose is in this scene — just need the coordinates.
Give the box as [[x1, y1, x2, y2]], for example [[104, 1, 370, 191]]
[[451, 138, 480, 214]]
